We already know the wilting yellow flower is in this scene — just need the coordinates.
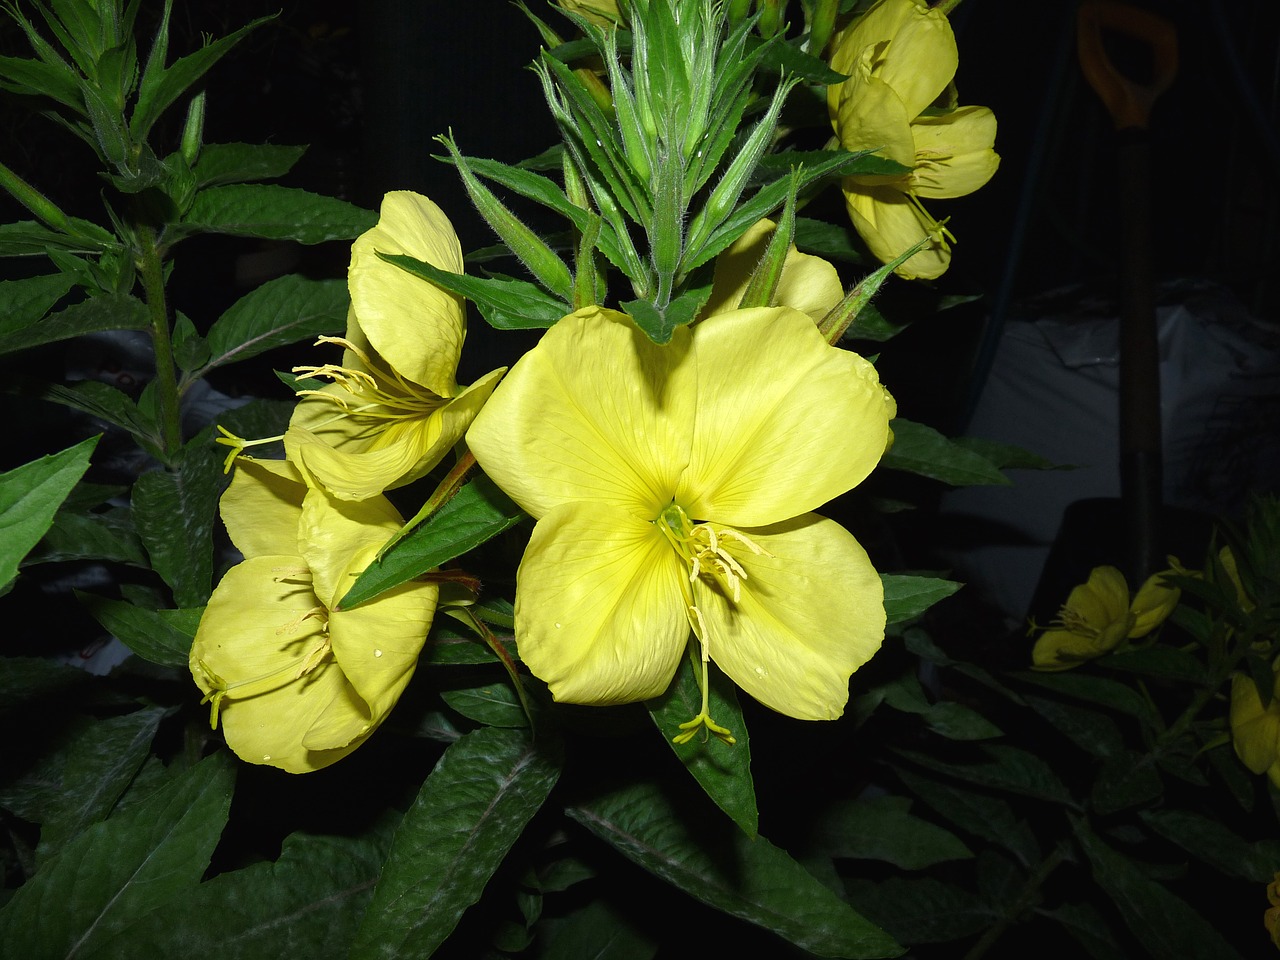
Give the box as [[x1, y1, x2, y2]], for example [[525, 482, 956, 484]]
[[699, 219, 845, 324], [827, 0, 998, 279], [190, 458, 437, 773], [467, 305, 892, 735], [1231, 666, 1280, 789], [285, 191, 504, 500], [1031, 565, 1179, 671]]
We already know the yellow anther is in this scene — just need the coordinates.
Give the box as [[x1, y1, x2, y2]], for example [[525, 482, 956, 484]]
[[276, 604, 327, 635]]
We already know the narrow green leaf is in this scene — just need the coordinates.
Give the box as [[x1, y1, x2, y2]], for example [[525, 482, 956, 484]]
[[881, 419, 1011, 486], [0, 218, 115, 255], [0, 292, 149, 355], [0, 753, 235, 959], [0, 435, 98, 589], [351, 726, 561, 960], [1008, 670, 1152, 720], [193, 141, 308, 187], [953, 436, 1068, 471], [1091, 750, 1162, 816], [179, 184, 375, 244], [0, 53, 83, 110], [1140, 808, 1280, 883], [26, 504, 148, 567], [541, 899, 657, 960], [793, 217, 867, 264], [568, 781, 902, 958], [1024, 693, 1124, 757], [198, 275, 346, 375], [894, 744, 1077, 806], [843, 876, 995, 945], [813, 794, 972, 869], [882, 574, 962, 624], [440, 674, 529, 728], [1039, 901, 1129, 960], [131, 428, 223, 606], [20, 378, 155, 443], [379, 252, 568, 330], [90, 830, 386, 960], [341, 474, 525, 610], [647, 655, 758, 837], [80, 594, 200, 668], [0, 272, 75, 330], [1099, 646, 1207, 683], [892, 767, 1040, 867], [1072, 817, 1246, 960]]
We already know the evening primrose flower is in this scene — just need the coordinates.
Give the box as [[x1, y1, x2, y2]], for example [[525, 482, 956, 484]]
[[700, 218, 845, 324], [1231, 666, 1280, 789], [466, 305, 892, 736], [285, 191, 504, 501], [1031, 565, 1180, 671], [827, 0, 998, 279], [190, 458, 437, 773]]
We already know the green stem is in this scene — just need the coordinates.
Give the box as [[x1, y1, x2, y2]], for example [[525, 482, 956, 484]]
[[933, 0, 964, 15], [137, 226, 182, 459], [962, 843, 1069, 960]]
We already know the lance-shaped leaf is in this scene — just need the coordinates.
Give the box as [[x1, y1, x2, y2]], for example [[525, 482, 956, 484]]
[[894, 744, 1078, 806], [892, 767, 1041, 867], [568, 781, 902, 959], [341, 474, 525, 609], [882, 574, 962, 624], [378, 252, 568, 331], [193, 142, 307, 187], [1071, 817, 1246, 960], [194, 275, 347, 377], [80, 594, 200, 668], [0, 753, 234, 959], [1139, 808, 1280, 883], [0, 434, 98, 590], [0, 273, 74, 336], [351, 726, 561, 960], [178, 184, 375, 245], [0, 218, 115, 256], [0, 292, 149, 356], [810, 794, 972, 870], [647, 654, 757, 837], [880, 419, 1011, 487]]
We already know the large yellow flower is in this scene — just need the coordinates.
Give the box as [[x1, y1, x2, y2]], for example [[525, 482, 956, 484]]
[[1231, 666, 1280, 790], [827, 0, 998, 279], [285, 191, 504, 501], [190, 458, 437, 773], [1031, 565, 1179, 671], [466, 305, 891, 732]]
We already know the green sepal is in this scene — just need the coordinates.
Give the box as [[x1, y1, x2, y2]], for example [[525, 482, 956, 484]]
[[379, 251, 569, 330], [621, 275, 713, 345], [737, 172, 797, 310]]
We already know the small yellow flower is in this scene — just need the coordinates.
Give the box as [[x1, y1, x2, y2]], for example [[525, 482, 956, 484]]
[[699, 218, 845, 324], [1231, 666, 1280, 790], [285, 191, 504, 501], [1265, 872, 1280, 948], [1031, 565, 1179, 671], [467, 305, 893, 734], [190, 459, 437, 773], [827, 0, 998, 279]]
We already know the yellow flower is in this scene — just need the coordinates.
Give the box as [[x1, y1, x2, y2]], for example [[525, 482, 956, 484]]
[[827, 0, 998, 279], [466, 305, 892, 735], [285, 191, 504, 501], [1031, 565, 1180, 671], [1231, 667, 1280, 790], [1265, 873, 1280, 948], [190, 458, 437, 773], [557, 0, 622, 27], [699, 218, 845, 324]]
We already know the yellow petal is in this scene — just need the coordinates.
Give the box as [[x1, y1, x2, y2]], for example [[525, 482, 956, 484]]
[[467, 307, 694, 521], [1231, 673, 1280, 775], [514, 501, 688, 704], [842, 183, 950, 279], [1031, 628, 1104, 671], [219, 458, 306, 559], [349, 191, 466, 397], [695, 514, 884, 720], [834, 63, 917, 170], [1070, 566, 1131, 629], [297, 488, 402, 608], [909, 106, 1000, 199], [677, 307, 890, 527], [702, 219, 845, 323], [1128, 570, 1179, 638]]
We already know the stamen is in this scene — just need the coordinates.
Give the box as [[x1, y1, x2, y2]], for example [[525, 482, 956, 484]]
[[213, 425, 286, 474]]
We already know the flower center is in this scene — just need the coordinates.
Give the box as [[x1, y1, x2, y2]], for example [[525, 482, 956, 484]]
[[292, 335, 445, 426]]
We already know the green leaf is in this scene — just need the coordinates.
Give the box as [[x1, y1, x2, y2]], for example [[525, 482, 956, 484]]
[[894, 744, 1077, 806], [1071, 817, 1246, 960], [541, 899, 657, 960], [813, 794, 972, 869], [1099, 646, 1207, 684], [351, 726, 561, 960], [131, 428, 223, 606], [843, 876, 995, 946], [0, 753, 234, 958], [882, 574, 962, 624], [380, 251, 569, 330], [1139, 808, 1280, 883], [440, 674, 529, 728], [953, 436, 1068, 471], [1024, 693, 1125, 757], [0, 271, 75, 330], [1009, 670, 1152, 721], [843, 301, 910, 342], [881, 419, 1011, 486], [892, 767, 1040, 867], [198, 275, 347, 375], [1091, 750, 1162, 816], [130, 14, 275, 141], [0, 292, 149, 355], [340, 474, 525, 609], [193, 142, 308, 187], [0, 218, 115, 256], [0, 435, 98, 590], [620, 284, 711, 345], [793, 216, 868, 264], [423, 626, 515, 666], [179, 184, 375, 244], [80, 594, 200, 668], [1039, 901, 1129, 960], [26, 379, 157, 444], [568, 781, 902, 958], [90, 829, 386, 960], [25, 504, 148, 567], [647, 655, 758, 837]]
